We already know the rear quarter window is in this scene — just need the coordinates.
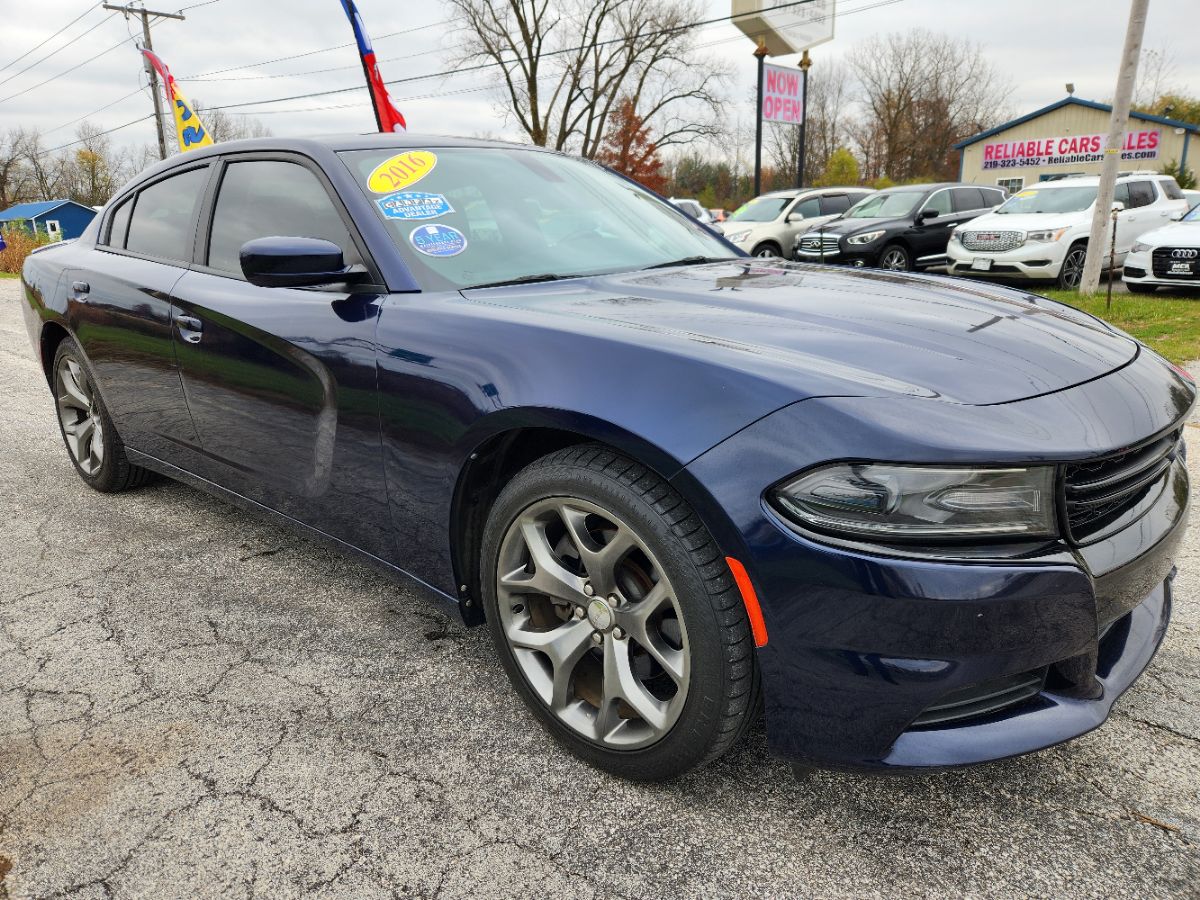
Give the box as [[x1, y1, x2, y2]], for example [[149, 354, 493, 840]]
[[1161, 179, 1185, 201], [103, 196, 133, 249]]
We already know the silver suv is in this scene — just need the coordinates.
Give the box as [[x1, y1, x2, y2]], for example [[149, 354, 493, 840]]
[[722, 187, 874, 257]]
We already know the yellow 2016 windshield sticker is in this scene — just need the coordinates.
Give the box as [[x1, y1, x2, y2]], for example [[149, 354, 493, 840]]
[[367, 151, 437, 193]]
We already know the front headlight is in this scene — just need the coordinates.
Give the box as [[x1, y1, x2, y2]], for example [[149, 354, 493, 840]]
[[949, 230, 962, 244], [1130, 241, 1152, 253], [772, 463, 1057, 540], [847, 230, 885, 245], [1026, 227, 1069, 243], [725, 229, 751, 243]]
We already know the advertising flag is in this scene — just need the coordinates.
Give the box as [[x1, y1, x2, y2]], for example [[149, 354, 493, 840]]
[[339, 0, 407, 133], [140, 48, 214, 153]]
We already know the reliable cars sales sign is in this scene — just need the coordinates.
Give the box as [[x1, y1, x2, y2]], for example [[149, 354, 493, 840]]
[[762, 63, 805, 126], [981, 130, 1161, 170]]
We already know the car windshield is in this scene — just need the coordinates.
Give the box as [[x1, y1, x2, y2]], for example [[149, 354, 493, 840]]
[[339, 147, 736, 290], [843, 191, 923, 218], [995, 186, 1097, 214], [727, 196, 793, 222]]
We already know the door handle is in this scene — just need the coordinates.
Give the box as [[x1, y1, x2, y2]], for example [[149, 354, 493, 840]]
[[174, 313, 203, 343], [71, 281, 90, 300]]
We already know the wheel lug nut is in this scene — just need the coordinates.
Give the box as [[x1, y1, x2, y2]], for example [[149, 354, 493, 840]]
[[607, 594, 620, 606], [573, 607, 586, 619], [591, 632, 603, 645], [583, 583, 595, 596], [613, 627, 625, 640]]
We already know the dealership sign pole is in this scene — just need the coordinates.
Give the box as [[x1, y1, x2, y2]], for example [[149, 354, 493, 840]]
[[754, 41, 768, 195]]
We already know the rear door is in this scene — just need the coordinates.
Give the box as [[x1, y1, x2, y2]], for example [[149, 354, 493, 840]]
[[70, 164, 211, 461], [170, 153, 394, 557]]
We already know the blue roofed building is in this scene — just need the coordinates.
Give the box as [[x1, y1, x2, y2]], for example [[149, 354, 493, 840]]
[[0, 199, 98, 241]]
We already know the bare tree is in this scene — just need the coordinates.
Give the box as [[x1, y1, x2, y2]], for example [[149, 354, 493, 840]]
[[1134, 45, 1177, 109], [191, 101, 272, 145], [848, 30, 1012, 183], [764, 59, 856, 186], [59, 123, 130, 207], [0, 130, 34, 208], [447, 0, 726, 157]]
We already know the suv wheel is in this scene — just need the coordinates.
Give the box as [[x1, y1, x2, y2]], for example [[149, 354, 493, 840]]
[[752, 242, 781, 258], [481, 444, 760, 781], [878, 244, 911, 271], [1058, 243, 1088, 289]]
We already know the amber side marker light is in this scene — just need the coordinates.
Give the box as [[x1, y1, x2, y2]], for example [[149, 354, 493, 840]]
[[726, 557, 768, 647]]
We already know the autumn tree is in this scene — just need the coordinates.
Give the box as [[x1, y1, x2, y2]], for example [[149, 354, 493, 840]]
[[448, 0, 725, 158], [595, 96, 667, 193], [814, 146, 860, 186]]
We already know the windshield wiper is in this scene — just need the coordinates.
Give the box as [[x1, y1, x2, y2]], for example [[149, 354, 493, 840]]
[[463, 273, 564, 290], [641, 256, 731, 270]]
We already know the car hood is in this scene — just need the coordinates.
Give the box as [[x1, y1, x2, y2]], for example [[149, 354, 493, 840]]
[[464, 261, 1138, 406], [963, 212, 1083, 233], [1135, 220, 1200, 247], [816, 216, 902, 236]]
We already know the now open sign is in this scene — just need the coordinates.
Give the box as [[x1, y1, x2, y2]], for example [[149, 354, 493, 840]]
[[762, 62, 805, 126]]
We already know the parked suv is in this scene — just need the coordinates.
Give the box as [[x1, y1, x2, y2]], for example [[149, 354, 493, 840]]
[[946, 174, 1188, 288], [794, 183, 1005, 270], [722, 187, 873, 257]]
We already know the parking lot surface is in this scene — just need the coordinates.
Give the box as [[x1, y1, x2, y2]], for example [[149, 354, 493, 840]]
[[1, 277, 1198, 898]]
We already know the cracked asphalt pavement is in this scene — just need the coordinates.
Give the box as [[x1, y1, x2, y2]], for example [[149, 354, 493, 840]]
[[1, 277, 1199, 898]]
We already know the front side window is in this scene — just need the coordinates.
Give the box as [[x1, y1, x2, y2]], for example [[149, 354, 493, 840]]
[[791, 197, 821, 218], [208, 160, 356, 276], [340, 147, 735, 291], [922, 190, 953, 215], [125, 166, 209, 263], [729, 196, 793, 222], [844, 191, 923, 219]]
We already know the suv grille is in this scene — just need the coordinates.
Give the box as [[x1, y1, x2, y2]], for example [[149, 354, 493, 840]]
[[1151, 247, 1200, 278], [1063, 430, 1183, 542], [797, 234, 840, 253], [960, 230, 1024, 252]]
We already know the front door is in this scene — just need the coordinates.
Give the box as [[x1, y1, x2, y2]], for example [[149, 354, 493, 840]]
[[170, 154, 393, 558]]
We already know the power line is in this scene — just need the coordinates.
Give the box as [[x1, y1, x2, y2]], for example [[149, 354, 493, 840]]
[[44, 86, 148, 135], [41, 112, 155, 156], [0, 33, 138, 106], [0, 2, 101, 75], [0, 10, 119, 89]]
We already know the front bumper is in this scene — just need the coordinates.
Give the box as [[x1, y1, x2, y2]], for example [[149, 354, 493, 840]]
[[675, 350, 1193, 770], [1123, 249, 1200, 287], [946, 240, 1068, 280], [794, 245, 879, 267]]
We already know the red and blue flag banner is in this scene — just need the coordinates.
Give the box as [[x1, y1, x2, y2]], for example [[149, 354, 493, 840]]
[[339, 0, 407, 133], [140, 47, 213, 152]]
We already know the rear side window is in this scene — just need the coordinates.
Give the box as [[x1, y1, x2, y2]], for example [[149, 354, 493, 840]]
[[125, 167, 209, 263], [981, 188, 1006, 206], [1114, 183, 1130, 206], [1161, 179, 1185, 200], [206, 160, 356, 276], [104, 196, 133, 248], [1127, 180, 1156, 208], [952, 188, 985, 212], [819, 194, 852, 215]]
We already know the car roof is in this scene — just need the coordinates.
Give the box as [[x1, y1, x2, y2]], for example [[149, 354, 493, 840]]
[[1034, 173, 1169, 188]]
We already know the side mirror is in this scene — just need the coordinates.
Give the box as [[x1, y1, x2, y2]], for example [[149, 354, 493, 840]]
[[786, 212, 804, 223], [240, 236, 365, 288], [917, 208, 939, 222], [1170, 211, 1184, 221]]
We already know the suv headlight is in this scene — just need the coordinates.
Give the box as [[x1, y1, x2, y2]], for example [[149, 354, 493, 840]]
[[847, 230, 885, 245], [772, 463, 1057, 540], [1026, 227, 1069, 243], [725, 229, 751, 243], [949, 230, 962, 243], [1130, 240, 1152, 253]]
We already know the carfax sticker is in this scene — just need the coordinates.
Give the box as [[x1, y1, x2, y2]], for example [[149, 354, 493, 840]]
[[377, 191, 454, 220], [409, 223, 467, 257], [367, 150, 437, 193]]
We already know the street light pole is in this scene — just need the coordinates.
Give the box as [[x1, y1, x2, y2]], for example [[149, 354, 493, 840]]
[[753, 39, 768, 196], [796, 50, 811, 189], [103, 2, 186, 161], [1079, 0, 1149, 295]]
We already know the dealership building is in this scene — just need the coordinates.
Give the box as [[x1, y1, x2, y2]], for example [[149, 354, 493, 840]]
[[955, 96, 1199, 194]]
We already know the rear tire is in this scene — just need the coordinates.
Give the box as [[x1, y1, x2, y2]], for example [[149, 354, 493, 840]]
[[1125, 281, 1156, 294], [51, 336, 154, 493], [480, 444, 760, 781]]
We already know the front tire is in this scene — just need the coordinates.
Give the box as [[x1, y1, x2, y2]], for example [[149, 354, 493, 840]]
[[751, 241, 781, 258], [878, 243, 911, 271], [480, 444, 759, 781], [52, 336, 153, 493]]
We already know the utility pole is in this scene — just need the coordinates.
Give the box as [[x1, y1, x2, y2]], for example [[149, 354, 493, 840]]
[[1079, 0, 1149, 295], [103, 2, 185, 161]]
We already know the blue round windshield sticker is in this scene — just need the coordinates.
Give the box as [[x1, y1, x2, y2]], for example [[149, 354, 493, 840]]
[[378, 191, 454, 220], [410, 224, 467, 257]]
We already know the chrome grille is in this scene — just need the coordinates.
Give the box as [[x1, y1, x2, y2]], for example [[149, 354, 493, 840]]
[[960, 230, 1024, 252], [797, 234, 840, 253], [1064, 431, 1183, 542]]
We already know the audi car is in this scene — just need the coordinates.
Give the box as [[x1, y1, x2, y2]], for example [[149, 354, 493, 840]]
[[1123, 201, 1200, 292], [19, 135, 1193, 780]]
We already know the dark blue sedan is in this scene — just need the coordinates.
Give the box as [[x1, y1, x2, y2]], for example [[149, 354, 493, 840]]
[[18, 135, 1193, 780]]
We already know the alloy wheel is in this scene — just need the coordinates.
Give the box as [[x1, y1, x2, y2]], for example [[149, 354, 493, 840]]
[[495, 497, 690, 750], [1060, 247, 1087, 288], [755, 246, 777, 258], [55, 355, 105, 476], [879, 247, 909, 270]]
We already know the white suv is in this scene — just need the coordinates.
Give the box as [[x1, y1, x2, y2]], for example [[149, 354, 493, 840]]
[[946, 174, 1188, 288], [721, 187, 874, 257]]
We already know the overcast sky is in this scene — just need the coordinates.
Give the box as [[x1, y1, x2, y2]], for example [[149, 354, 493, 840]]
[[1, 0, 1198, 157]]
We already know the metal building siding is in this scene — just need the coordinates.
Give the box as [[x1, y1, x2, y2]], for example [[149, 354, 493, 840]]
[[960, 104, 1190, 187]]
